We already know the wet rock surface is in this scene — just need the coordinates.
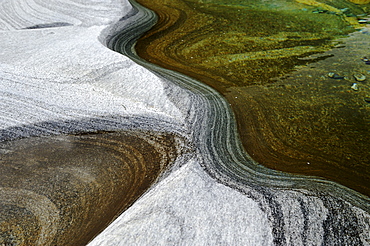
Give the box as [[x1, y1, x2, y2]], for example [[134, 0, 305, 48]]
[[0, 0, 190, 245], [0, 131, 184, 245]]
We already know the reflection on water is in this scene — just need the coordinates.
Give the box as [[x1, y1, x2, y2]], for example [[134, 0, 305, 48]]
[[135, 0, 370, 196], [0, 131, 183, 245]]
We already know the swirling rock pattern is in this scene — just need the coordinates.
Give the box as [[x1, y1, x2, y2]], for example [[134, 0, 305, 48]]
[[0, 0, 129, 30], [0, 0, 185, 139], [90, 159, 370, 245], [1, 0, 370, 245], [0, 0, 191, 245], [134, 0, 370, 196], [91, 0, 370, 245], [0, 131, 185, 245]]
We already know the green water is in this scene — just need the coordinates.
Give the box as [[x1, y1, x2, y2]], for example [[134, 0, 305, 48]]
[[136, 0, 370, 196]]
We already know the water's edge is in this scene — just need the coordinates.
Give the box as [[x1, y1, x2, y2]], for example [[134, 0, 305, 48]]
[[106, 0, 369, 212]]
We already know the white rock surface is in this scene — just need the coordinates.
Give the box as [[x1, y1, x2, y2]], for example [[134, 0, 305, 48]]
[[0, 0, 128, 29], [89, 159, 274, 245], [0, 1, 185, 141]]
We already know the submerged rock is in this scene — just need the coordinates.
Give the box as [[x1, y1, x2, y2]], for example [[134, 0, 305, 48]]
[[351, 82, 359, 90], [354, 73, 366, 81], [328, 72, 345, 79], [0, 131, 184, 245]]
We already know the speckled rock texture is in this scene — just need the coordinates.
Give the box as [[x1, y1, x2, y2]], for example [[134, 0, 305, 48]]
[[0, 0, 369, 245], [0, 0, 190, 245]]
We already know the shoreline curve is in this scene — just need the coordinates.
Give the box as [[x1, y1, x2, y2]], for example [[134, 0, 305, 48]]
[[106, 0, 370, 212]]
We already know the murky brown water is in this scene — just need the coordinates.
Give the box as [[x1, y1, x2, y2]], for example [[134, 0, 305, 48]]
[[0, 131, 183, 245], [135, 0, 370, 196]]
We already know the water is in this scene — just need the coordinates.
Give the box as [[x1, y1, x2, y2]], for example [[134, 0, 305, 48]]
[[135, 0, 370, 196], [0, 131, 181, 245]]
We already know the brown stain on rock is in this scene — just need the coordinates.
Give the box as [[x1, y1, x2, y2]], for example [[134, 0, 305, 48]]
[[135, 0, 370, 196], [0, 131, 186, 245]]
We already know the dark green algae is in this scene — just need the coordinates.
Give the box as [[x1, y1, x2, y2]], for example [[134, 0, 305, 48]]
[[136, 0, 370, 197]]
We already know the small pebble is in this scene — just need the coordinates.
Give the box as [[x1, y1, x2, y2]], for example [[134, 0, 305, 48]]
[[354, 73, 366, 82], [333, 74, 345, 79], [351, 83, 359, 91], [362, 57, 370, 65], [312, 9, 327, 14], [328, 72, 335, 78], [328, 72, 344, 79]]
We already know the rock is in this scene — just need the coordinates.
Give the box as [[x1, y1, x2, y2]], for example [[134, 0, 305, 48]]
[[328, 72, 335, 77], [354, 73, 366, 81], [1, 0, 370, 245], [0, 132, 184, 245], [351, 83, 359, 90], [0, 0, 189, 244], [361, 57, 370, 65], [328, 72, 345, 79]]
